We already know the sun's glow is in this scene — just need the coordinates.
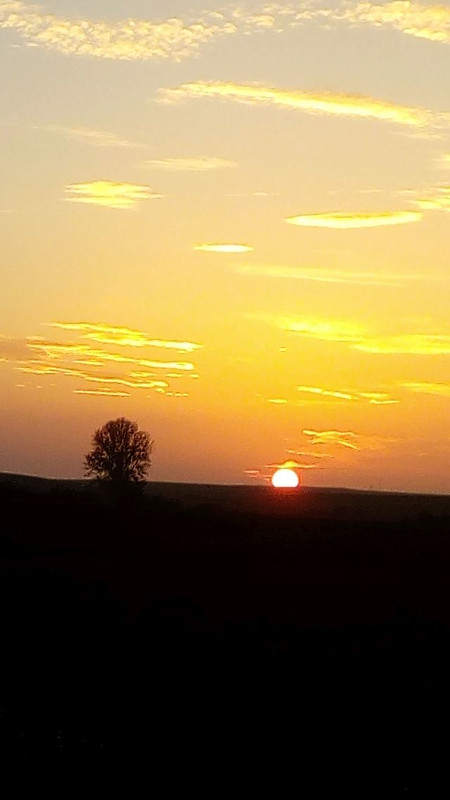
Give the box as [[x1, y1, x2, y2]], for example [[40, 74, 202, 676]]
[[271, 468, 300, 488]]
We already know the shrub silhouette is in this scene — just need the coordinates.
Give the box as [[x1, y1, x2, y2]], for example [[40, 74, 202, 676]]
[[84, 417, 153, 484]]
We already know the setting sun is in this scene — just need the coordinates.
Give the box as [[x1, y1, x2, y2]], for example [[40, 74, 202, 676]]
[[271, 469, 300, 489]]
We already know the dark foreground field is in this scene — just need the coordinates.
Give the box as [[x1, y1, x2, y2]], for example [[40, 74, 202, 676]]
[[1, 474, 450, 796]]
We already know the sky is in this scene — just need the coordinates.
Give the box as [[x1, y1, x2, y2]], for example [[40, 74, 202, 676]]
[[1, 0, 449, 493]]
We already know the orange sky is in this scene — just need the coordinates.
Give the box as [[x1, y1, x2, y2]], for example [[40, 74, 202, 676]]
[[1, 1, 449, 492]]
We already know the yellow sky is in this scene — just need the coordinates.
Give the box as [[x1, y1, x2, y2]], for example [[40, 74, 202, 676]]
[[1, 1, 449, 492]]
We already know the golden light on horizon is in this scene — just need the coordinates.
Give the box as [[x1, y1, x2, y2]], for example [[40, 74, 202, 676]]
[[271, 468, 300, 489]]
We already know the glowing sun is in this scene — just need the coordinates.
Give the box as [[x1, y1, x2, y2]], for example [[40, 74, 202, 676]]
[[271, 468, 300, 489]]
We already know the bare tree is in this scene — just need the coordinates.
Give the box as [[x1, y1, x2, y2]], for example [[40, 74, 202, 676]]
[[84, 418, 153, 483]]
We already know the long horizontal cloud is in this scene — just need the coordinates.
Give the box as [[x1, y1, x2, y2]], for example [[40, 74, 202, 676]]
[[302, 428, 397, 452], [17, 362, 169, 390], [144, 157, 236, 171], [256, 314, 450, 355], [254, 315, 364, 343], [285, 210, 421, 228], [27, 339, 195, 372], [159, 81, 432, 127], [35, 125, 143, 148], [401, 381, 450, 398], [65, 181, 163, 210], [354, 334, 450, 355], [194, 243, 253, 253], [235, 264, 425, 286], [412, 186, 450, 212], [49, 322, 202, 352], [296, 385, 398, 404]]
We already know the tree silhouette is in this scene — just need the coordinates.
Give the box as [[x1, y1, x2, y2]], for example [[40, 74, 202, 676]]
[[84, 417, 153, 483]]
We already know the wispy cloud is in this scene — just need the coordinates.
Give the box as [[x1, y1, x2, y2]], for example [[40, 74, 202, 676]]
[[285, 210, 421, 229], [18, 362, 169, 391], [256, 314, 450, 355], [0, 2, 237, 61], [235, 263, 424, 286], [269, 385, 398, 406], [255, 314, 364, 343], [1, 321, 202, 398], [194, 243, 253, 253], [354, 334, 450, 355], [297, 385, 357, 401], [302, 428, 398, 452], [412, 185, 450, 212], [34, 124, 144, 148], [340, 1, 450, 46], [49, 322, 202, 352], [144, 157, 236, 171], [3, 2, 450, 66], [64, 181, 163, 210], [401, 381, 450, 398], [27, 339, 195, 372], [74, 389, 130, 398], [159, 80, 432, 127]]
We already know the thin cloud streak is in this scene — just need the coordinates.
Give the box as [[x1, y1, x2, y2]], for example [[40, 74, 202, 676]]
[[235, 264, 425, 286], [159, 81, 433, 127], [194, 243, 253, 253], [65, 181, 163, 210], [48, 323, 202, 352], [401, 381, 450, 398], [256, 315, 450, 355], [285, 211, 421, 228], [144, 157, 236, 171], [34, 125, 144, 148], [27, 340, 195, 372], [354, 334, 450, 355]]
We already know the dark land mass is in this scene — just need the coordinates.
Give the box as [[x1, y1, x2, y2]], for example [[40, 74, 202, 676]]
[[0, 473, 450, 795]]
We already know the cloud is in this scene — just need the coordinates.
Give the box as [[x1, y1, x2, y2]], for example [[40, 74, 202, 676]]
[[303, 429, 360, 450], [144, 157, 236, 171], [285, 211, 421, 229], [401, 381, 450, 398], [2, 320, 202, 399], [3, 2, 450, 66], [354, 334, 450, 355], [269, 385, 398, 405], [302, 428, 398, 452], [256, 314, 364, 343], [48, 323, 202, 353], [341, 1, 450, 45], [64, 181, 163, 210], [194, 243, 253, 253], [17, 362, 169, 391], [74, 389, 130, 397], [297, 385, 357, 401], [159, 80, 432, 127], [26, 339, 195, 372], [34, 125, 143, 148], [235, 263, 423, 286], [256, 314, 450, 355], [412, 185, 450, 212], [0, 1, 237, 61]]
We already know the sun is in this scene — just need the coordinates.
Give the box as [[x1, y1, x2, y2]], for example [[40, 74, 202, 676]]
[[271, 468, 300, 489]]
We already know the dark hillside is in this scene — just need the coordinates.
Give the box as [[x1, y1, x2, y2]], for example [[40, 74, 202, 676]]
[[0, 476, 449, 794]]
